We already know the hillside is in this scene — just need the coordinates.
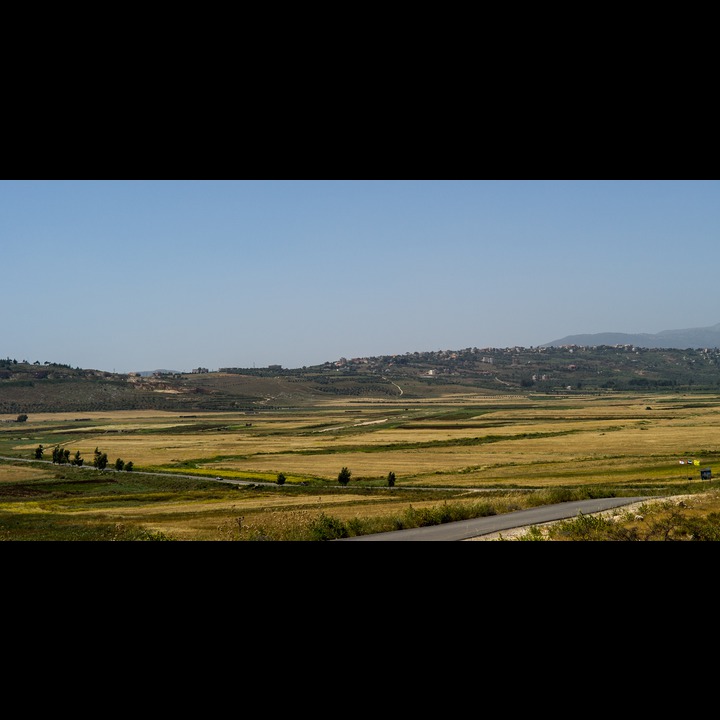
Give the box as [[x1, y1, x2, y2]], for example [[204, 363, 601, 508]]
[[4, 343, 720, 414]]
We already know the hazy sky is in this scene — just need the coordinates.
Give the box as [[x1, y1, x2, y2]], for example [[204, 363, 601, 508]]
[[2, 179, 718, 373]]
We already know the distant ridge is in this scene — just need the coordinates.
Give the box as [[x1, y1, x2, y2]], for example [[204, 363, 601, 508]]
[[543, 322, 720, 349]]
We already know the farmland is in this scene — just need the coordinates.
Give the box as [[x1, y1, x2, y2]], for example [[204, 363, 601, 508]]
[[2, 390, 720, 540]]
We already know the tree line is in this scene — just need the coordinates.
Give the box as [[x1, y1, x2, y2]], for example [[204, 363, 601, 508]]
[[33, 444, 134, 471], [274, 467, 396, 486], [336, 467, 395, 486]]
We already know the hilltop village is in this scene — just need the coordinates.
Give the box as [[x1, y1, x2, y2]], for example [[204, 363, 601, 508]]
[[310, 344, 720, 392], [3, 343, 720, 416]]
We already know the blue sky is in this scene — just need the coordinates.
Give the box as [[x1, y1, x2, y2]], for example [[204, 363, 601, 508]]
[[2, 179, 719, 373]]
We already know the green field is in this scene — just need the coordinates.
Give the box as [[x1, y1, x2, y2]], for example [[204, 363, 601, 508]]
[[2, 391, 719, 540]]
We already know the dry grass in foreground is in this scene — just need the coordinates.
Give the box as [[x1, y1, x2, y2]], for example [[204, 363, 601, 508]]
[[473, 490, 720, 541]]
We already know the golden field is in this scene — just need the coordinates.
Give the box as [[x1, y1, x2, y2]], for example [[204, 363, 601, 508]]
[[2, 391, 720, 539], [4, 392, 718, 487]]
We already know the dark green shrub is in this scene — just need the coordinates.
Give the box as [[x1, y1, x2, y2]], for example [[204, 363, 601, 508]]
[[309, 512, 348, 540]]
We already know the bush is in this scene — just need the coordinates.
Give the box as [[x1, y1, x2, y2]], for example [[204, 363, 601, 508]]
[[309, 513, 348, 540], [678, 512, 720, 541]]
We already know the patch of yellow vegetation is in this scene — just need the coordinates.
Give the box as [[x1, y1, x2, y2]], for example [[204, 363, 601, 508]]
[[69, 492, 394, 517], [0, 465, 55, 483], [0, 500, 52, 513]]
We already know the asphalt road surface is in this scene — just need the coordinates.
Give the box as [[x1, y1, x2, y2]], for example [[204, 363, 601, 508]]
[[336, 496, 650, 541]]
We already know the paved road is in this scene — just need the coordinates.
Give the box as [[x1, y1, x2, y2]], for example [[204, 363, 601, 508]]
[[336, 496, 650, 541]]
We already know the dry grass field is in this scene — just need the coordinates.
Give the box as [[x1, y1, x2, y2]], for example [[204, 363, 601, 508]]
[[2, 391, 720, 540], [22, 392, 717, 489]]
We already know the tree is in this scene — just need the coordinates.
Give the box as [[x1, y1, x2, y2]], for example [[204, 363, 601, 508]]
[[52, 446, 70, 464], [115, 458, 125, 471], [72, 450, 83, 466], [387, 471, 396, 487], [338, 466, 352, 486], [34, 444, 43, 460], [124, 461, 133, 472], [276, 472, 286, 485], [93, 448, 108, 470], [16, 414, 28, 422]]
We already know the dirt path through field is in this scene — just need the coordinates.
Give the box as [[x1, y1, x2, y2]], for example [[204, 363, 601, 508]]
[[315, 418, 388, 433]]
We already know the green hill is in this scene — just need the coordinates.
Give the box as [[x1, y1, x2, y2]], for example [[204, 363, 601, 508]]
[[3, 344, 720, 414]]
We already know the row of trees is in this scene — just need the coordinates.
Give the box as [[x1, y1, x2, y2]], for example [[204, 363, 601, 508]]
[[33, 444, 133, 471], [33, 449, 393, 486], [338, 467, 396, 487], [275, 468, 397, 486]]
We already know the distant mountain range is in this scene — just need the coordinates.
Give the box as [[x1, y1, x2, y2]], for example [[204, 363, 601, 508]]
[[544, 322, 720, 349]]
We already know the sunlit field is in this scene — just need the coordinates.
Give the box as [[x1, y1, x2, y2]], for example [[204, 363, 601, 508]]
[[6, 393, 713, 488], [2, 391, 720, 539]]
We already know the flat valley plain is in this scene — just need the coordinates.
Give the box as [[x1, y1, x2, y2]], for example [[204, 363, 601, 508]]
[[2, 391, 720, 540]]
